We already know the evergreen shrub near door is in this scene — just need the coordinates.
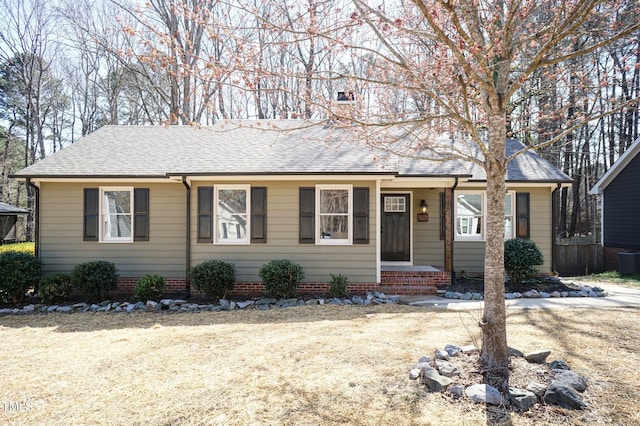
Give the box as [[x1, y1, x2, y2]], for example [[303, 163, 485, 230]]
[[259, 259, 305, 298], [504, 238, 544, 286], [190, 260, 236, 301], [71, 260, 118, 302], [0, 251, 41, 303]]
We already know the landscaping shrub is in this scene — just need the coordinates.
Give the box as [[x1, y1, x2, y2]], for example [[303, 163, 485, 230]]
[[39, 273, 73, 303], [259, 259, 305, 298], [71, 260, 118, 302], [190, 260, 235, 301], [0, 251, 41, 303], [134, 274, 166, 302], [504, 238, 544, 286], [329, 273, 349, 298]]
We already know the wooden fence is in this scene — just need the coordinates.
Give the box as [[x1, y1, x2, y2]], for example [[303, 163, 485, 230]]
[[553, 236, 603, 276]]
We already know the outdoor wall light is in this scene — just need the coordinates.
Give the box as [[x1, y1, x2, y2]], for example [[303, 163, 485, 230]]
[[420, 199, 428, 213]]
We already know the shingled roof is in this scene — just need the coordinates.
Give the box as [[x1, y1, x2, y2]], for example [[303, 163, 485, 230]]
[[0, 202, 28, 215], [13, 121, 572, 183]]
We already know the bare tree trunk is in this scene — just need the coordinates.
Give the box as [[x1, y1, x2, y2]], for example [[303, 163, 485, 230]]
[[480, 116, 509, 376]]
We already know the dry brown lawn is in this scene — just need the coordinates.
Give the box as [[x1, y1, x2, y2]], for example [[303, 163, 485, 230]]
[[1, 304, 639, 426]]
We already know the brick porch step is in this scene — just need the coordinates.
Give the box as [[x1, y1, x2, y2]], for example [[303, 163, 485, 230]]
[[379, 269, 451, 295]]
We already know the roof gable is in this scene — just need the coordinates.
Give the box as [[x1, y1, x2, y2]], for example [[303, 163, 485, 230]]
[[590, 136, 640, 194]]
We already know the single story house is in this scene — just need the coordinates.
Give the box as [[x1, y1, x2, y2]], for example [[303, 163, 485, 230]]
[[13, 122, 572, 296], [590, 136, 640, 272], [0, 201, 28, 243]]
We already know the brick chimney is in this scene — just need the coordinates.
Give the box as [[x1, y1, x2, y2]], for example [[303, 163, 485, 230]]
[[335, 90, 355, 119]]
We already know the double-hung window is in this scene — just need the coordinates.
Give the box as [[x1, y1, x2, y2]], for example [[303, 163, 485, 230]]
[[100, 187, 134, 242], [504, 192, 515, 239], [455, 192, 483, 240], [215, 185, 250, 244], [454, 191, 516, 241], [316, 185, 352, 244]]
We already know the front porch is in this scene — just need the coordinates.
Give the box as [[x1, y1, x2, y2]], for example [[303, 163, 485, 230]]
[[379, 265, 451, 295]]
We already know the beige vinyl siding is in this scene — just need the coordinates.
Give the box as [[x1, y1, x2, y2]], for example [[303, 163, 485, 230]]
[[191, 181, 377, 283], [527, 186, 553, 274], [39, 182, 186, 277], [452, 186, 554, 274]]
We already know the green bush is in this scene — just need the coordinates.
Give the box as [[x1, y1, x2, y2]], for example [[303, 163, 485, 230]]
[[259, 259, 305, 298], [71, 260, 118, 302], [329, 273, 349, 298], [504, 238, 544, 286], [134, 274, 166, 302], [39, 273, 73, 303], [190, 260, 235, 301], [0, 251, 41, 303]]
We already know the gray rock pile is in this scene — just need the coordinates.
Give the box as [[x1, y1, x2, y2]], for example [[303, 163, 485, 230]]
[[444, 281, 607, 300], [409, 345, 589, 411], [0, 291, 397, 315]]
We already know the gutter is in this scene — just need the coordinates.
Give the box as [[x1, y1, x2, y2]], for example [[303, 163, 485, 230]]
[[182, 176, 191, 297], [450, 177, 459, 285]]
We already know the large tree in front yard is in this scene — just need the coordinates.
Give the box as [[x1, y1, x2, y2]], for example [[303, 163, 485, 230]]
[[326, 0, 640, 375]]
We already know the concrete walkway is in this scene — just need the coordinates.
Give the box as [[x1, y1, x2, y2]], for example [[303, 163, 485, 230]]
[[396, 282, 640, 310]]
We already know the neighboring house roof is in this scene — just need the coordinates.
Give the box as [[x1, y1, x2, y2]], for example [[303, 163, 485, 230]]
[[0, 202, 28, 215], [590, 136, 640, 194], [13, 122, 572, 183]]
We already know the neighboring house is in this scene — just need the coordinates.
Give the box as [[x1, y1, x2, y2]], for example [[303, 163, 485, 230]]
[[13, 122, 572, 296], [590, 136, 640, 271], [0, 202, 28, 243]]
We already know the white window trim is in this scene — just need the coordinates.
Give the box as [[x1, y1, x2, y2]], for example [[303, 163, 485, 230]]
[[454, 190, 516, 241], [316, 184, 353, 245], [99, 186, 134, 243], [214, 184, 251, 245], [504, 191, 516, 240], [384, 196, 406, 213]]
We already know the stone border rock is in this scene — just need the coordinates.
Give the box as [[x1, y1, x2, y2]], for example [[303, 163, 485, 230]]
[[443, 280, 607, 301], [0, 291, 398, 315]]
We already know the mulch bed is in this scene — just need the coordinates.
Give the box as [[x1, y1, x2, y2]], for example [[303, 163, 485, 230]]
[[441, 274, 582, 295]]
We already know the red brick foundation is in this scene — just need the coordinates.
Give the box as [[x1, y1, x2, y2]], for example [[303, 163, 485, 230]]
[[115, 272, 451, 298], [117, 278, 188, 294]]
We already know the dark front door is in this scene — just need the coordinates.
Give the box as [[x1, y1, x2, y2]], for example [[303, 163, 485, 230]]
[[381, 194, 411, 262]]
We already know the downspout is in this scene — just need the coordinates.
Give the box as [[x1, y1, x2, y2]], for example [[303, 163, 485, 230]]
[[26, 178, 40, 293], [450, 177, 459, 285], [25, 178, 39, 258], [551, 183, 561, 275], [182, 176, 191, 297]]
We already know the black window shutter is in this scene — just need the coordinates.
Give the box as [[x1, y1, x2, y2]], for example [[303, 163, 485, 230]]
[[299, 187, 315, 243], [83, 188, 99, 241], [516, 192, 530, 239], [134, 188, 150, 241], [353, 187, 369, 244], [439, 192, 446, 240], [197, 186, 214, 243], [251, 187, 267, 243]]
